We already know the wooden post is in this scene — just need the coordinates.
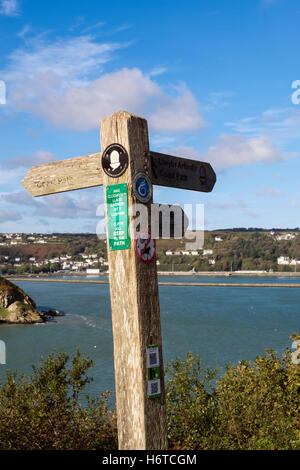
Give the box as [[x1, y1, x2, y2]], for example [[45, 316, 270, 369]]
[[100, 111, 168, 450], [22, 108, 216, 450]]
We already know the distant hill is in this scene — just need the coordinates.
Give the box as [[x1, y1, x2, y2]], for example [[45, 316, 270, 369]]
[[1, 230, 300, 273]]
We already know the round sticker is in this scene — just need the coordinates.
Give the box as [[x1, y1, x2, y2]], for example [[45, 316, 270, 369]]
[[135, 231, 156, 263], [102, 143, 129, 178], [132, 171, 153, 204]]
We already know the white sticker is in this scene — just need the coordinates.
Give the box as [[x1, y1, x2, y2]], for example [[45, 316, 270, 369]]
[[148, 379, 161, 397], [147, 346, 160, 368]]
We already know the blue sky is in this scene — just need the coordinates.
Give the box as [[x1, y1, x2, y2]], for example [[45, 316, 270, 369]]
[[0, 0, 300, 233]]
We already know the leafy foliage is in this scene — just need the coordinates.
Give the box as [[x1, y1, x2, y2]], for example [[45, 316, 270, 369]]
[[0, 349, 117, 450], [0, 339, 299, 450], [166, 337, 300, 450], [165, 352, 217, 449]]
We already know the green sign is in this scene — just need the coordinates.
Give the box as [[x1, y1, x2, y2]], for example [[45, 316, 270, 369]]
[[106, 183, 130, 251]]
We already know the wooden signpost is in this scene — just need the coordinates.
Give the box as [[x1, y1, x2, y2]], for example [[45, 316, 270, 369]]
[[22, 110, 216, 450]]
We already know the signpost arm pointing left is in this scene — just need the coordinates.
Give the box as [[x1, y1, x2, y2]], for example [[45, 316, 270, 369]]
[[22, 152, 103, 197]]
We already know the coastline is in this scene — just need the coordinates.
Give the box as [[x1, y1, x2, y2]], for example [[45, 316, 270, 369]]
[[157, 271, 300, 277], [7, 270, 300, 279]]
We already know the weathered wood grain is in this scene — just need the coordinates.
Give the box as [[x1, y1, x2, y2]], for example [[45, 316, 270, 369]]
[[100, 111, 168, 450], [22, 149, 216, 197], [150, 151, 216, 192], [22, 153, 102, 196]]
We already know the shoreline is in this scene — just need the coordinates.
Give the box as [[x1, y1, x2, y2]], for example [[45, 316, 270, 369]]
[[157, 271, 300, 277], [7, 271, 300, 279], [6, 277, 300, 288]]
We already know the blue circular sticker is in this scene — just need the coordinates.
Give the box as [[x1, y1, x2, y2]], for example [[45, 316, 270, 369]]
[[132, 171, 152, 203]]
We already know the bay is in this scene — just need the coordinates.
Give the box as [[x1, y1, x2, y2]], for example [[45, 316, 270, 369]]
[[0, 276, 299, 403]]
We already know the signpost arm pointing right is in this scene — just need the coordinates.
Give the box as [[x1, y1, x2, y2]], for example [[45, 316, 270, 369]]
[[150, 151, 216, 192]]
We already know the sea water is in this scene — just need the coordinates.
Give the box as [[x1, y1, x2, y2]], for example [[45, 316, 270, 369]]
[[0, 276, 299, 403]]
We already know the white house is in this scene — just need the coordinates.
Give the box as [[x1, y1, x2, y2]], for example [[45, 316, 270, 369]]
[[277, 256, 300, 265], [289, 259, 300, 265], [203, 249, 213, 256], [86, 268, 100, 274], [277, 256, 290, 265], [165, 250, 174, 256], [62, 262, 71, 270], [275, 233, 296, 241]]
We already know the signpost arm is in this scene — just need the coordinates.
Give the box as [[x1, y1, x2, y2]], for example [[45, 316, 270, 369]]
[[100, 111, 168, 450], [22, 152, 103, 197]]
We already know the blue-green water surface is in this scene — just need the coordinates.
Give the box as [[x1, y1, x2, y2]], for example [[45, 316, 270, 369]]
[[0, 276, 299, 403]]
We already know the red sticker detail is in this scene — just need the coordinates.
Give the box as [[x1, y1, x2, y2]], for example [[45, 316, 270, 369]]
[[135, 231, 156, 263]]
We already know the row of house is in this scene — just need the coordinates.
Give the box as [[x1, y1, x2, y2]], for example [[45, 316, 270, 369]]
[[271, 232, 296, 241], [165, 249, 213, 256], [0, 234, 58, 246], [165, 249, 215, 265], [0, 252, 108, 272], [277, 256, 300, 266]]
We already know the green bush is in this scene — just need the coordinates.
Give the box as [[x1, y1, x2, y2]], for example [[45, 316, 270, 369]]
[[165, 352, 217, 449], [212, 348, 300, 449], [166, 336, 300, 450], [0, 338, 299, 450], [0, 349, 117, 450]]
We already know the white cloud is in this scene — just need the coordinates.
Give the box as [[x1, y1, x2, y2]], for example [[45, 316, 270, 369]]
[[1, 187, 102, 220], [0, 151, 56, 197], [204, 91, 234, 111], [2, 35, 205, 133], [291, 200, 300, 209], [255, 186, 285, 198], [16, 67, 162, 131], [203, 134, 293, 168], [2, 150, 55, 169], [206, 200, 259, 218], [0, 166, 26, 185], [167, 133, 297, 169], [3, 35, 121, 89], [0, 208, 22, 224], [149, 84, 205, 132], [17, 24, 31, 38], [1, 189, 38, 206], [0, 0, 19, 16], [226, 107, 300, 142], [148, 67, 168, 77]]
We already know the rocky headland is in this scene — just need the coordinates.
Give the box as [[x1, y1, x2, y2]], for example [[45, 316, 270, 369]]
[[0, 276, 62, 324]]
